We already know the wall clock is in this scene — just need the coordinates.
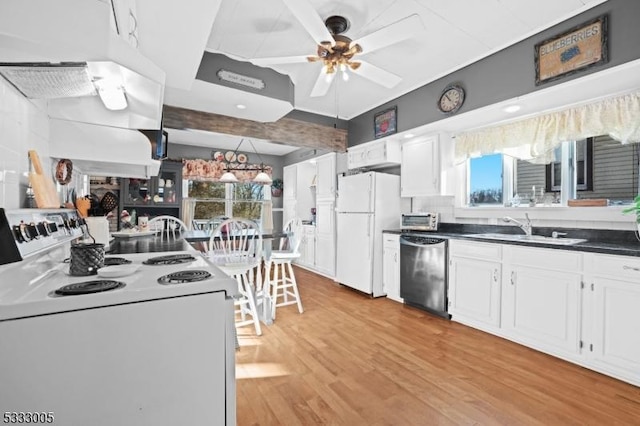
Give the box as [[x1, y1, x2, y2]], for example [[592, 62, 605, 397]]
[[437, 84, 465, 115]]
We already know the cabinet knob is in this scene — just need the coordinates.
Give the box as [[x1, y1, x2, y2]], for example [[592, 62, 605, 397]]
[[493, 269, 498, 282]]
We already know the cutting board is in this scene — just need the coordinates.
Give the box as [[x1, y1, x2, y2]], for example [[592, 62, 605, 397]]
[[28, 150, 59, 208], [567, 198, 608, 207]]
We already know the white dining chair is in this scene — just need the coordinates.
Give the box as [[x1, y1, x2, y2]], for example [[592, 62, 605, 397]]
[[208, 218, 263, 336], [149, 215, 188, 239], [266, 217, 304, 320]]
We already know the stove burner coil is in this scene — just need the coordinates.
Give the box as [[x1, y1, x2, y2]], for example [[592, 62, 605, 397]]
[[143, 254, 197, 265], [158, 270, 212, 284], [104, 257, 133, 266], [54, 280, 126, 296]]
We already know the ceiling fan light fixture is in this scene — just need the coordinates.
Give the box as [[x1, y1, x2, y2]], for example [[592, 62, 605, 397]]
[[342, 69, 349, 81]]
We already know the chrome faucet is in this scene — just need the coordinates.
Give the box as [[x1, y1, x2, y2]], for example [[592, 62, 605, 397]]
[[502, 213, 533, 236]]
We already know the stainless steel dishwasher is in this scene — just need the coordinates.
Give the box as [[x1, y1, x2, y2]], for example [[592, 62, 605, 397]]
[[399, 234, 450, 319]]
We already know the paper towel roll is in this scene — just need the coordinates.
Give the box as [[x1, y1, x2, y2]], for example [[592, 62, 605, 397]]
[[84, 217, 110, 247]]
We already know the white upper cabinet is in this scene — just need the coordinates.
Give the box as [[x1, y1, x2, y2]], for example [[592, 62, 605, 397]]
[[283, 165, 297, 199], [315, 153, 336, 200], [347, 139, 401, 170], [401, 135, 440, 197]]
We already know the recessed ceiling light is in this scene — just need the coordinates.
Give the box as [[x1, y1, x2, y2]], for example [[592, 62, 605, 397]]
[[236, 104, 247, 109], [503, 105, 521, 113], [404, 133, 415, 138]]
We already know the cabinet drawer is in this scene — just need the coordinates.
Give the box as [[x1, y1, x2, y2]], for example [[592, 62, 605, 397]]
[[508, 246, 582, 272], [585, 253, 640, 281], [383, 233, 400, 247], [450, 239, 501, 260]]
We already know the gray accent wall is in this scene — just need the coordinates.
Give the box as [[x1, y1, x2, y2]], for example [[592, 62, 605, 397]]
[[348, 0, 640, 146]]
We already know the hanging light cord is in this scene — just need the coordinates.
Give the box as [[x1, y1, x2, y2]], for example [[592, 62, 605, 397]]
[[248, 139, 268, 171]]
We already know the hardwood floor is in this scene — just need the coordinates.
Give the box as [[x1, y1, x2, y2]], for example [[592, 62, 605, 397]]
[[235, 267, 640, 425]]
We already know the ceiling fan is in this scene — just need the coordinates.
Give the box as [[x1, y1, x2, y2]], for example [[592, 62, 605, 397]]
[[251, 0, 425, 97]]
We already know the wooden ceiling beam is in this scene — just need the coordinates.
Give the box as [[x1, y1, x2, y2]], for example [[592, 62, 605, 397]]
[[163, 105, 347, 152]]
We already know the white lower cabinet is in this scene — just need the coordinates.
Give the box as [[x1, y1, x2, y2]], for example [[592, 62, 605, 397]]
[[450, 240, 640, 387], [502, 261, 582, 357], [382, 233, 401, 302], [502, 246, 583, 358], [584, 253, 640, 386], [448, 240, 501, 330]]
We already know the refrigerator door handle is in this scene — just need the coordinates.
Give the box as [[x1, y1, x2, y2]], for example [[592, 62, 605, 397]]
[[367, 215, 371, 237]]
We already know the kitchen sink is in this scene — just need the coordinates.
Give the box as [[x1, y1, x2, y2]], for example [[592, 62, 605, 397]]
[[464, 233, 587, 245]]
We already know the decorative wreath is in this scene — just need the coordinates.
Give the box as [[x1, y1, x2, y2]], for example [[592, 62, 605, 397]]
[[55, 159, 73, 185]]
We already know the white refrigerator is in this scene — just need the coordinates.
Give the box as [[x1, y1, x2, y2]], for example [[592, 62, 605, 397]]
[[336, 171, 405, 297]]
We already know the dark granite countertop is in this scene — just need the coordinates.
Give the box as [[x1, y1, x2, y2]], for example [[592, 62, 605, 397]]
[[384, 223, 640, 257]]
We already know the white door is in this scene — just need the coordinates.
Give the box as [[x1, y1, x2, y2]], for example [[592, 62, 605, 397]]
[[336, 213, 373, 293], [382, 233, 401, 302], [283, 199, 297, 229], [337, 173, 373, 213], [315, 200, 335, 276], [449, 257, 501, 328], [283, 165, 297, 199], [315, 153, 336, 200], [503, 265, 582, 356], [590, 276, 640, 383], [401, 136, 439, 197]]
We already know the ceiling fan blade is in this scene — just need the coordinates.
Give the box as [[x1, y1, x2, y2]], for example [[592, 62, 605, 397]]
[[352, 60, 401, 89], [251, 55, 310, 66], [350, 14, 424, 53], [310, 69, 335, 97], [282, 0, 336, 47]]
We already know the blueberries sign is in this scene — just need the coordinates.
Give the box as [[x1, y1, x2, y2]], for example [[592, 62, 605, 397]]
[[535, 15, 608, 85]]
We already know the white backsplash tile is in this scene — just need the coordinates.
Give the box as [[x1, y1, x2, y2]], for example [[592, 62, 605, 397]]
[[0, 78, 50, 209]]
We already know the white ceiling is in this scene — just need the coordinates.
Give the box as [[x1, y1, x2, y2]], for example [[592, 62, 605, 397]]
[[142, 0, 609, 153]]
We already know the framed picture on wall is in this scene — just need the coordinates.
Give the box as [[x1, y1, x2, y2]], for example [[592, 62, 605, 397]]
[[535, 14, 608, 85], [374, 106, 397, 139]]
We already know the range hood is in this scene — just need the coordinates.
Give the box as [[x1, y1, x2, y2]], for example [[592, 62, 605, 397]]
[[50, 119, 161, 179], [0, 0, 165, 130]]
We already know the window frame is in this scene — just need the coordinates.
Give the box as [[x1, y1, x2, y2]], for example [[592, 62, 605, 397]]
[[546, 138, 593, 193], [188, 180, 268, 222], [467, 153, 514, 207]]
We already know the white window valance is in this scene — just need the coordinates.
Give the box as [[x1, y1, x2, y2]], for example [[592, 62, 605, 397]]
[[454, 91, 640, 163]]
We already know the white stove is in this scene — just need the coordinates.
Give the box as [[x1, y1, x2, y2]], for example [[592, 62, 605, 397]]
[[0, 250, 236, 320], [0, 208, 237, 425]]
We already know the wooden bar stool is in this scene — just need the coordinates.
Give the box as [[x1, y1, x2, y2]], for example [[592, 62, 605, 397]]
[[266, 218, 304, 320]]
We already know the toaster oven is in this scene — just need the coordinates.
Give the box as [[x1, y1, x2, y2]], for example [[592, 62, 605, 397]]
[[401, 212, 439, 231]]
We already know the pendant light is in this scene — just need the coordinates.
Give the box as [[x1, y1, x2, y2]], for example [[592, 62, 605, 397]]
[[215, 138, 272, 185], [219, 170, 239, 183]]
